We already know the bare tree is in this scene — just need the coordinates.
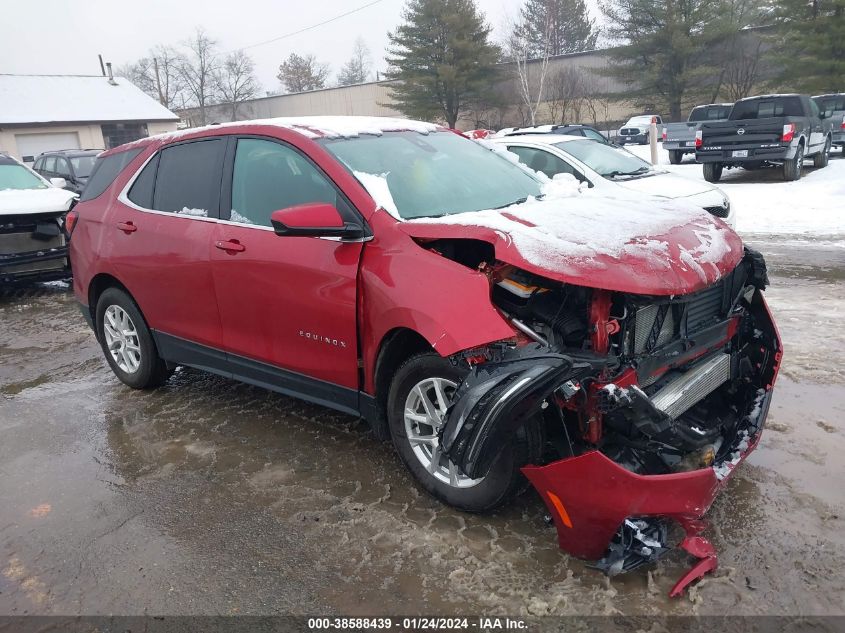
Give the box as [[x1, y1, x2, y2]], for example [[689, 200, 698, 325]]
[[337, 38, 372, 86], [216, 50, 260, 121], [117, 45, 186, 110], [277, 53, 330, 93], [545, 66, 587, 124], [723, 36, 764, 101], [506, 12, 553, 126], [179, 29, 220, 126]]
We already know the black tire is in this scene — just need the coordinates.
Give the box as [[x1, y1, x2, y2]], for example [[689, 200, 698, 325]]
[[783, 144, 803, 181], [703, 162, 723, 183], [813, 137, 831, 168], [668, 150, 683, 165], [96, 287, 173, 389], [387, 352, 543, 513]]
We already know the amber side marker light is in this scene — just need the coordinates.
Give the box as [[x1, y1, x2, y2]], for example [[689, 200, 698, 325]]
[[546, 491, 573, 528]]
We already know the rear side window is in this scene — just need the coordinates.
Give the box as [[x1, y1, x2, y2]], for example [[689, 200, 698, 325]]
[[729, 97, 804, 120], [43, 156, 56, 173], [80, 148, 142, 201], [152, 140, 225, 217]]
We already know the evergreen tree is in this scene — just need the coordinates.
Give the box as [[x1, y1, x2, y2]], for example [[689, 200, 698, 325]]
[[277, 53, 329, 93], [521, 0, 599, 58], [385, 0, 501, 128], [600, 0, 726, 120], [771, 0, 845, 93]]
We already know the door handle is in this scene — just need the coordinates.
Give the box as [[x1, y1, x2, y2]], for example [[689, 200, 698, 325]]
[[116, 221, 137, 233], [215, 239, 245, 253]]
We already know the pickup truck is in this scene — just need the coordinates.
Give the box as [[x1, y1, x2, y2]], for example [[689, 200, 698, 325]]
[[696, 94, 834, 182], [662, 103, 733, 164], [813, 93, 845, 152]]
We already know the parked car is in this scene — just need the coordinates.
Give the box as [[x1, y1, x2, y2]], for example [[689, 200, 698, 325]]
[[662, 104, 733, 164], [812, 93, 845, 152], [33, 149, 102, 195], [696, 94, 833, 182], [0, 153, 77, 284], [69, 117, 780, 596], [490, 134, 735, 227], [496, 124, 612, 144], [617, 115, 663, 145]]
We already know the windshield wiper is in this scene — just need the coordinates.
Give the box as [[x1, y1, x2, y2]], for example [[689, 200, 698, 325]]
[[603, 166, 651, 179], [492, 197, 528, 210]]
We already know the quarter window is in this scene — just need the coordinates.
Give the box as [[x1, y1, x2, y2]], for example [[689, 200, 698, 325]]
[[152, 140, 225, 217], [229, 138, 337, 227], [127, 154, 159, 208]]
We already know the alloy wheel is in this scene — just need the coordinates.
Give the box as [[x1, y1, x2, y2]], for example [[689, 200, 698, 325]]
[[102, 304, 142, 374], [403, 377, 483, 488]]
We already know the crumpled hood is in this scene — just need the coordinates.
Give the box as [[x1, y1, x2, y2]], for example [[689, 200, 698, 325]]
[[615, 171, 717, 200], [399, 191, 742, 295], [0, 187, 76, 216]]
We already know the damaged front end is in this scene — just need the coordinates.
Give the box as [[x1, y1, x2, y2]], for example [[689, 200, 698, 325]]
[[0, 213, 70, 284], [436, 245, 781, 596]]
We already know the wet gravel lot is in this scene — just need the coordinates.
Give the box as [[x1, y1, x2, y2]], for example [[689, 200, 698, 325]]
[[1, 236, 844, 617]]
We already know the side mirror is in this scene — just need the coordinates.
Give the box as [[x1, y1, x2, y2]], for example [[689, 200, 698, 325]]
[[50, 177, 67, 189], [270, 203, 365, 239]]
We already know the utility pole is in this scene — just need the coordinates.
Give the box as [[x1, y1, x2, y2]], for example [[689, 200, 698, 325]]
[[153, 57, 164, 106]]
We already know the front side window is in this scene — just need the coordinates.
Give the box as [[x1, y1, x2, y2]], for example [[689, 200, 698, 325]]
[[152, 140, 224, 217], [556, 139, 651, 178], [0, 159, 47, 190], [229, 138, 338, 227], [507, 145, 579, 180], [320, 131, 542, 220]]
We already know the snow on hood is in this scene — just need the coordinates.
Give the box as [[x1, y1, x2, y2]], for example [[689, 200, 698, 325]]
[[615, 170, 717, 200], [399, 182, 742, 296], [0, 187, 77, 216]]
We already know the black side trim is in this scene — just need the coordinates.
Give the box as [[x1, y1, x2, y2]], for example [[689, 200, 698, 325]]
[[78, 300, 94, 331], [153, 330, 362, 417]]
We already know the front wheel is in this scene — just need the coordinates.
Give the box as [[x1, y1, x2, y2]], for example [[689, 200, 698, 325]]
[[813, 138, 831, 168], [387, 352, 542, 513], [668, 150, 683, 165], [96, 287, 173, 389], [703, 162, 723, 183]]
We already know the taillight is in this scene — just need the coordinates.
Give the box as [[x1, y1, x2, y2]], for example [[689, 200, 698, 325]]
[[65, 209, 79, 237], [840, 115, 845, 130], [662, 129, 667, 141], [782, 123, 795, 142], [695, 129, 702, 148]]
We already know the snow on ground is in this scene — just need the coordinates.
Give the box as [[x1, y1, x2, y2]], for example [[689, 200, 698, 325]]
[[625, 144, 845, 240]]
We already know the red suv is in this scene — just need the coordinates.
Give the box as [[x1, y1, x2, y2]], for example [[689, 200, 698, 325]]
[[69, 117, 781, 594]]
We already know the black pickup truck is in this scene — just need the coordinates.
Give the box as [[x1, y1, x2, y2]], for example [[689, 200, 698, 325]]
[[696, 94, 834, 182]]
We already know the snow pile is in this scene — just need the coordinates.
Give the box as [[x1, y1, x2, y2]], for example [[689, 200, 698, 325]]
[[626, 144, 845, 238]]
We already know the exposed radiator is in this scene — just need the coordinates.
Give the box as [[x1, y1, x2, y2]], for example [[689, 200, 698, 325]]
[[650, 353, 731, 419]]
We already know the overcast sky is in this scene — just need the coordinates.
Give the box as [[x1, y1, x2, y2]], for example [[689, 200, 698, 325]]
[[0, 0, 542, 94]]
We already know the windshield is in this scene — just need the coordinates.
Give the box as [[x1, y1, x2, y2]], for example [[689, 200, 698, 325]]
[[70, 155, 97, 178], [625, 116, 653, 126], [554, 139, 651, 178], [689, 105, 732, 122], [0, 164, 47, 190], [320, 131, 542, 219]]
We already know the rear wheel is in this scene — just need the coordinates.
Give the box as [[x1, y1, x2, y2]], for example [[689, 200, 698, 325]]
[[668, 150, 683, 165], [703, 162, 723, 183], [96, 287, 172, 389], [387, 352, 542, 512], [813, 137, 831, 168], [783, 145, 803, 181]]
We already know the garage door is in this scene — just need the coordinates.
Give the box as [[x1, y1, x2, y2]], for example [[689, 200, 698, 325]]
[[15, 132, 80, 164]]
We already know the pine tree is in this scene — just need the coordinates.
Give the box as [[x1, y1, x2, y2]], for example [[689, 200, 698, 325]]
[[277, 53, 329, 93], [385, 0, 501, 128], [521, 0, 599, 58], [600, 0, 726, 120], [771, 0, 845, 93]]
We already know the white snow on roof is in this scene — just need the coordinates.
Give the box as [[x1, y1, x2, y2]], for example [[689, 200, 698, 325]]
[[127, 115, 440, 148], [0, 74, 179, 124]]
